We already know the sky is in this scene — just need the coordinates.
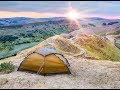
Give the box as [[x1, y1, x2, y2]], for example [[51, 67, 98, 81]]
[[0, 1, 120, 19]]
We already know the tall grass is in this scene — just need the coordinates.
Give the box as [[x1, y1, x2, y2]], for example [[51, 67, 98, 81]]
[[0, 62, 15, 74]]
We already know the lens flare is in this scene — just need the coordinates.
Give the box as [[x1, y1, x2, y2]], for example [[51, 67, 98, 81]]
[[66, 10, 79, 20], [66, 2, 79, 20]]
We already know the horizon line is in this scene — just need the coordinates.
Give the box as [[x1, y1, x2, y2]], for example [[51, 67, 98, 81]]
[[0, 11, 119, 19], [0, 16, 119, 20]]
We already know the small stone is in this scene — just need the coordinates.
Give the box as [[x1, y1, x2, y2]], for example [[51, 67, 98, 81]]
[[0, 78, 8, 86]]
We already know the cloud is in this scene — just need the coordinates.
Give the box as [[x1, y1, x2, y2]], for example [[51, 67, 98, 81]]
[[0, 1, 68, 13], [0, 11, 65, 18], [0, 1, 120, 18]]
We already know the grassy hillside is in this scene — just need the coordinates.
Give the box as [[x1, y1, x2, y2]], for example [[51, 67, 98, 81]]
[[74, 34, 120, 61], [106, 27, 120, 49], [115, 38, 120, 49], [52, 36, 81, 54], [0, 19, 80, 60]]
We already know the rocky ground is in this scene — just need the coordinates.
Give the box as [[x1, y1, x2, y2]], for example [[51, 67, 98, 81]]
[[0, 55, 120, 89]]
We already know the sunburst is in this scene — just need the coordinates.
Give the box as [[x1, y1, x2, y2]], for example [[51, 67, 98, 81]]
[[66, 9, 79, 20]]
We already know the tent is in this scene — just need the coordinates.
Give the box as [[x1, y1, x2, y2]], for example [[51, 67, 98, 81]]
[[18, 47, 71, 76]]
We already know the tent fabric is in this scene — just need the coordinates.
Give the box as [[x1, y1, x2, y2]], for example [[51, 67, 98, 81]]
[[18, 48, 71, 75], [35, 47, 59, 56], [55, 54, 70, 67]]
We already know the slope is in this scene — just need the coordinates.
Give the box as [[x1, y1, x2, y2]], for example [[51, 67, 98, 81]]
[[0, 19, 80, 60], [73, 34, 120, 61]]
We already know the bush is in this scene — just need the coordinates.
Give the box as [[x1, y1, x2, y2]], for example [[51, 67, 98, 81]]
[[0, 62, 15, 74], [88, 23, 96, 27], [102, 23, 106, 26], [108, 22, 119, 25], [0, 35, 18, 42]]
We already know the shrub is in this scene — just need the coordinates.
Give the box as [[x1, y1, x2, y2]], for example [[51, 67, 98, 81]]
[[102, 23, 106, 26], [108, 22, 119, 25], [0, 35, 18, 42], [0, 62, 15, 74], [88, 23, 96, 27]]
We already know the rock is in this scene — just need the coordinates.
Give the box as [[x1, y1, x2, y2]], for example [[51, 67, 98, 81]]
[[0, 78, 8, 86], [60, 33, 71, 39]]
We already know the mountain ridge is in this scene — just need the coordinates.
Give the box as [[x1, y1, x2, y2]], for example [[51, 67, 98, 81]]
[[0, 16, 119, 26]]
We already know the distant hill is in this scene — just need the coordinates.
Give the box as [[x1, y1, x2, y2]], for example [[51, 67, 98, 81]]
[[0, 16, 120, 29], [0, 19, 79, 36], [0, 19, 80, 60], [0, 17, 66, 26], [85, 17, 107, 20]]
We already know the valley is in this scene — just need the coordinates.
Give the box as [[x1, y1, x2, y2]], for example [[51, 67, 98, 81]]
[[0, 17, 120, 61], [0, 18, 79, 60]]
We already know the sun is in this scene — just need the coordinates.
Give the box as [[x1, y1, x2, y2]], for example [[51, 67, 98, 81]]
[[66, 9, 79, 20]]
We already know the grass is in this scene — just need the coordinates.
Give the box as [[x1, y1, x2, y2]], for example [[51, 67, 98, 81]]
[[0, 28, 69, 60], [75, 35, 120, 61], [0, 61, 15, 74], [115, 38, 120, 49], [54, 36, 80, 54]]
